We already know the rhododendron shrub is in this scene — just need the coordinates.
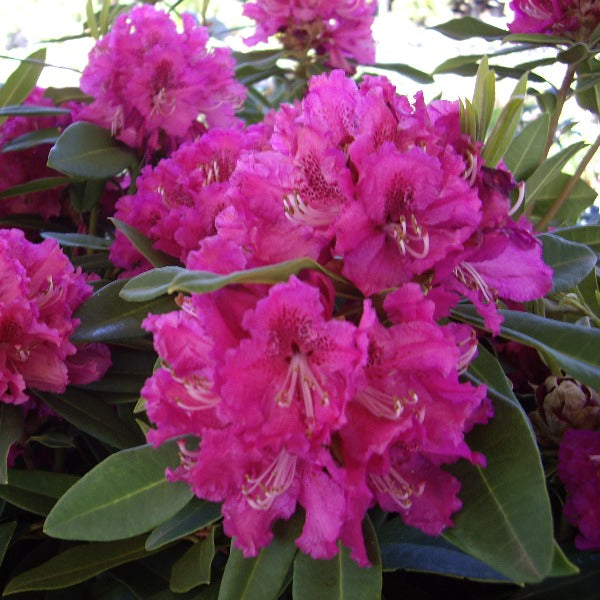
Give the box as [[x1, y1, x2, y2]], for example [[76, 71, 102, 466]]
[[0, 229, 110, 405], [77, 5, 246, 160]]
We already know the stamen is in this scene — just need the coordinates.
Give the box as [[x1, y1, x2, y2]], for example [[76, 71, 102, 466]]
[[171, 373, 220, 411], [177, 439, 200, 471], [242, 449, 297, 510], [370, 467, 425, 510], [384, 214, 430, 259], [462, 152, 478, 186], [282, 190, 339, 227], [111, 105, 124, 136], [507, 181, 525, 217], [453, 262, 496, 305], [456, 329, 478, 374], [356, 386, 403, 419], [522, 0, 552, 20]]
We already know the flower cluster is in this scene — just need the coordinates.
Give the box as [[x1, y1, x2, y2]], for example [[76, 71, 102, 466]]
[[508, 0, 600, 41], [243, 0, 376, 72], [0, 87, 72, 220], [77, 5, 246, 160], [0, 229, 110, 405], [140, 70, 552, 563]]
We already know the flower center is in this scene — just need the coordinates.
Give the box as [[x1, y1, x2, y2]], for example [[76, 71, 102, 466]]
[[383, 214, 430, 259], [355, 386, 419, 420], [453, 262, 497, 305], [370, 467, 425, 510], [170, 372, 220, 411], [283, 190, 339, 227], [243, 449, 297, 510]]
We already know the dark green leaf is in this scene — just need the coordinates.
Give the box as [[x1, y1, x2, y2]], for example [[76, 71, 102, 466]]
[[577, 269, 600, 318], [548, 543, 579, 577], [557, 43, 590, 64], [72, 279, 177, 343], [293, 517, 382, 600], [41, 231, 112, 250], [377, 518, 507, 580], [110, 218, 180, 268], [44, 87, 93, 104], [532, 175, 597, 226], [431, 18, 507, 41], [554, 225, 600, 253], [0, 49, 47, 125], [504, 114, 550, 181], [48, 121, 137, 179], [452, 305, 600, 390], [370, 63, 434, 84], [3, 536, 152, 595], [0, 404, 23, 484], [0, 485, 55, 516], [2, 126, 59, 152], [0, 105, 69, 117], [145, 498, 222, 551], [170, 529, 215, 592], [218, 512, 303, 600], [44, 442, 193, 541], [434, 54, 481, 75], [0, 176, 70, 200], [70, 178, 106, 213], [29, 432, 75, 449], [576, 59, 600, 115], [0, 521, 16, 567], [503, 33, 571, 44], [541, 234, 597, 292], [34, 388, 143, 449]]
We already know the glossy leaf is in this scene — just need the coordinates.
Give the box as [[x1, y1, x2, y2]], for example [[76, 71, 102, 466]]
[[44, 442, 193, 541], [504, 113, 550, 181], [3, 536, 152, 595], [170, 529, 215, 592], [0, 521, 16, 568], [532, 175, 597, 226], [145, 498, 222, 551], [435, 54, 481, 75], [34, 388, 143, 449], [0, 404, 23, 484], [370, 63, 434, 84], [110, 218, 180, 268], [72, 279, 177, 343], [0, 49, 47, 125], [41, 231, 112, 250], [1, 126, 60, 152], [218, 513, 303, 600], [431, 17, 507, 40], [452, 305, 600, 394], [293, 518, 382, 600], [0, 105, 69, 117], [444, 348, 554, 583], [0, 176, 70, 199], [554, 224, 600, 253], [541, 234, 597, 293], [48, 121, 137, 179]]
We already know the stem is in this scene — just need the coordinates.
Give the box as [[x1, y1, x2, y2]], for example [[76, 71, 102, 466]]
[[535, 132, 600, 231]]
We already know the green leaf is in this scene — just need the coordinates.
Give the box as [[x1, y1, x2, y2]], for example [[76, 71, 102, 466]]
[[29, 432, 75, 449], [44, 86, 93, 104], [0, 49, 47, 125], [434, 54, 481, 76], [70, 178, 106, 213], [554, 224, 600, 253], [431, 17, 507, 41], [41, 231, 112, 250], [71, 279, 177, 343], [369, 63, 434, 84], [541, 234, 598, 293], [376, 518, 507, 580], [503, 33, 571, 45], [557, 43, 590, 64], [576, 58, 600, 115], [444, 348, 554, 583], [0, 105, 69, 118], [472, 56, 495, 143], [524, 142, 587, 208], [504, 113, 550, 181], [48, 121, 137, 179], [110, 218, 180, 268], [170, 529, 215, 593], [44, 442, 193, 541], [549, 543, 579, 577], [482, 73, 528, 167], [0, 404, 23, 484], [145, 498, 222, 551], [34, 388, 143, 449], [3, 536, 152, 595], [293, 517, 382, 600], [86, 0, 100, 39], [1, 126, 60, 152], [532, 175, 597, 226], [121, 258, 344, 303], [452, 305, 600, 390], [218, 513, 303, 600], [0, 176, 70, 200], [0, 521, 16, 568]]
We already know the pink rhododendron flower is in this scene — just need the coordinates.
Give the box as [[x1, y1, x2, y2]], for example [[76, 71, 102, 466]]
[[0, 88, 73, 220], [77, 5, 245, 160], [243, 0, 376, 72], [558, 429, 600, 550], [508, 0, 600, 40], [0, 229, 110, 404]]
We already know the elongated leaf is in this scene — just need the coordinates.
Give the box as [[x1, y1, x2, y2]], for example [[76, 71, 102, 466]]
[[377, 518, 507, 580], [0, 49, 46, 125], [3, 536, 152, 595], [431, 17, 507, 40], [41, 231, 111, 250], [86, 0, 100, 39], [541, 234, 597, 293], [524, 142, 587, 207], [34, 388, 143, 449], [504, 114, 550, 181], [472, 56, 495, 142], [434, 54, 481, 75], [576, 58, 600, 115], [444, 348, 554, 583], [170, 530, 215, 593], [293, 518, 381, 600], [218, 513, 303, 600], [48, 121, 137, 179], [44, 442, 193, 541], [370, 63, 434, 84], [70, 178, 105, 213], [549, 543, 579, 577], [532, 175, 597, 226], [29, 432, 75, 449], [0, 521, 16, 568], [503, 33, 571, 44], [554, 225, 600, 253], [452, 305, 600, 392], [44, 86, 93, 104], [0, 176, 70, 200], [0, 485, 55, 515], [0, 105, 69, 118], [146, 498, 222, 551], [0, 404, 23, 484], [2, 126, 59, 152], [72, 279, 176, 343], [110, 218, 180, 268]]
